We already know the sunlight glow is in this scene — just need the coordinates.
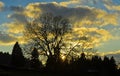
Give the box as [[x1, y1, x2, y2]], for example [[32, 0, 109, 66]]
[[61, 54, 66, 61]]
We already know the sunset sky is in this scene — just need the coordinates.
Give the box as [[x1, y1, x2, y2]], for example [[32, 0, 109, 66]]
[[0, 0, 120, 58]]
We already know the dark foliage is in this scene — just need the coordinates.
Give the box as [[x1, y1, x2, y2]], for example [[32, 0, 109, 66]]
[[30, 48, 43, 69], [0, 42, 120, 76], [0, 52, 11, 65], [44, 52, 119, 76]]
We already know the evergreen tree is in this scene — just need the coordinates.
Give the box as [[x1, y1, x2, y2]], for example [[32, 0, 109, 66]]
[[91, 55, 102, 70], [11, 42, 25, 67]]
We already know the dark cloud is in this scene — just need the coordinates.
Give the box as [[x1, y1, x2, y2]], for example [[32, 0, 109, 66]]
[[10, 6, 25, 12], [22, 2, 117, 27], [36, 3, 96, 20], [0, 31, 16, 43], [8, 13, 27, 23], [0, 30, 26, 45], [9, 2, 101, 25]]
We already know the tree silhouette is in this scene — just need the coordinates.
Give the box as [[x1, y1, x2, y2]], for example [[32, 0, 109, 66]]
[[109, 56, 117, 71], [21, 13, 120, 75], [24, 13, 71, 65], [110, 56, 117, 66], [30, 48, 43, 69], [91, 55, 102, 71], [31, 48, 39, 59], [0, 52, 11, 65], [11, 42, 25, 67]]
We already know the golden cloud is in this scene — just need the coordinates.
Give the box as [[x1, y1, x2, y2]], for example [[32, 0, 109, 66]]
[[59, 1, 79, 7], [0, 41, 15, 46], [0, 32, 15, 46], [4, 2, 118, 47], [73, 8, 118, 27], [105, 4, 120, 11], [96, 50, 120, 57], [105, 50, 120, 55], [24, 3, 42, 18], [4, 22, 24, 34], [0, 22, 26, 46], [72, 27, 112, 48]]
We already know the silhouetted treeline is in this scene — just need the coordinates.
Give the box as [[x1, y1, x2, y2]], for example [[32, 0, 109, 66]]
[[0, 52, 11, 65], [0, 42, 120, 76]]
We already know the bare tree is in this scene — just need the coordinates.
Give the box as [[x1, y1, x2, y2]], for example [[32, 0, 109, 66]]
[[24, 13, 97, 64], [24, 13, 72, 62]]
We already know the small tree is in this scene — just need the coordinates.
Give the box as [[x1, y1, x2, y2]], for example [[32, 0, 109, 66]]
[[11, 42, 25, 67], [30, 48, 43, 69], [109, 56, 117, 70]]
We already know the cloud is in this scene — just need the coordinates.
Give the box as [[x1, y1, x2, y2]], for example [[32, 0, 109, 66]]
[[4, 2, 118, 47], [106, 50, 120, 55], [10, 6, 25, 12], [8, 13, 27, 24], [0, 31, 26, 46], [10, 2, 118, 26], [4, 22, 25, 34], [0, 21, 26, 45], [0, 32, 15, 42], [0, 1, 4, 11], [59, 1, 80, 7], [68, 0, 120, 12], [33, 2, 118, 26], [96, 50, 120, 56], [102, 0, 120, 11], [72, 27, 112, 47], [105, 4, 120, 11], [0, 31, 16, 45]]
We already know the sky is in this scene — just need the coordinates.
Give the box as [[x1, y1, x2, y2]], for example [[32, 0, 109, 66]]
[[0, 0, 120, 59]]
